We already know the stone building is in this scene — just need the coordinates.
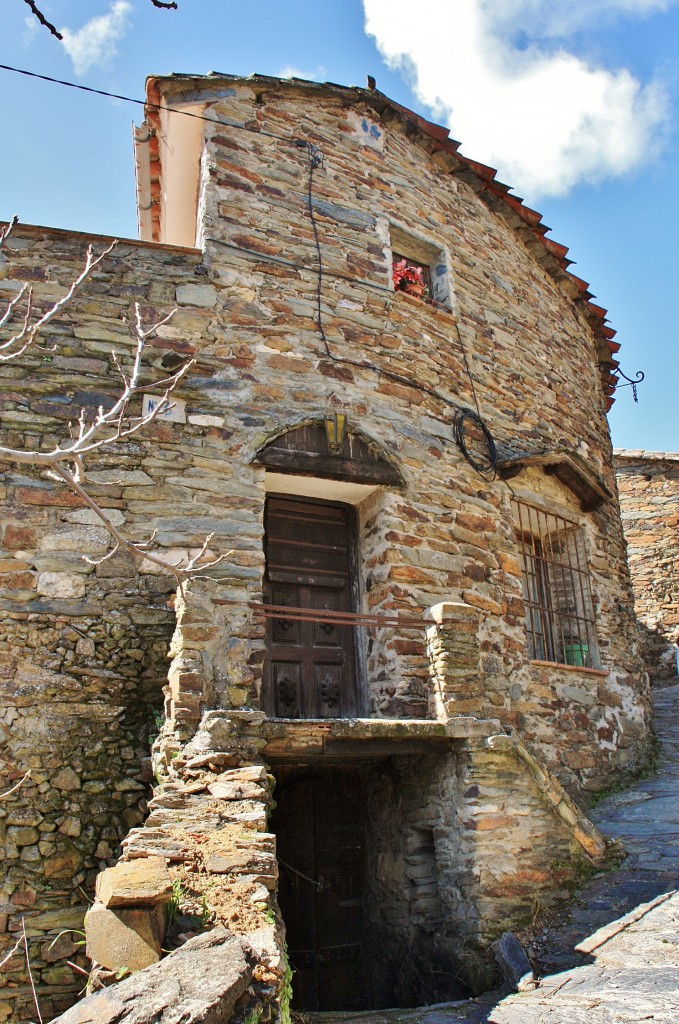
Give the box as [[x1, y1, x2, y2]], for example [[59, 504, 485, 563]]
[[615, 450, 679, 681], [0, 74, 652, 1022]]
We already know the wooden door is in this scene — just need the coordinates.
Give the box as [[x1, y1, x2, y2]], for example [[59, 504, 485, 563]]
[[263, 496, 358, 719], [273, 768, 367, 1012]]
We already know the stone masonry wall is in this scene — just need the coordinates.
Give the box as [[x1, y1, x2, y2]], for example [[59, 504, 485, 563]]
[[0, 74, 653, 1015], [0, 232, 210, 1021], [0, 77, 651, 846], [184, 76, 650, 790], [615, 451, 679, 680]]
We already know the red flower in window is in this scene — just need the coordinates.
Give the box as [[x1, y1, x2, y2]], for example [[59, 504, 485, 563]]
[[392, 258, 425, 291]]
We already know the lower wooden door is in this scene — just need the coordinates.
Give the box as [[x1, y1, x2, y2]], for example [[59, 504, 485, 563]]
[[273, 768, 367, 1011], [262, 495, 358, 719]]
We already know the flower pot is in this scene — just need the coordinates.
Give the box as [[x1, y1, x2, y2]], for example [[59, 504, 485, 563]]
[[563, 641, 589, 667], [402, 282, 425, 298]]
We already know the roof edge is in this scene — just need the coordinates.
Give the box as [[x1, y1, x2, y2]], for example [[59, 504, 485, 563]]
[[0, 219, 201, 256]]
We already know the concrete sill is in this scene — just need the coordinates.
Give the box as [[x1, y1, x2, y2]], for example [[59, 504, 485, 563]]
[[262, 715, 499, 760], [530, 659, 608, 677], [394, 290, 454, 317]]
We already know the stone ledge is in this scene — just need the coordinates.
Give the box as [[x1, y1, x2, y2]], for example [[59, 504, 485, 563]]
[[262, 715, 502, 759], [614, 448, 679, 461]]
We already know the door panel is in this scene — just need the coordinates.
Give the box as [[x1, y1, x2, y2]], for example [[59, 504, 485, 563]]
[[263, 496, 358, 719], [273, 769, 367, 1012]]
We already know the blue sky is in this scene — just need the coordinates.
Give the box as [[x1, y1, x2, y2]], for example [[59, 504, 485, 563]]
[[0, 0, 677, 451]]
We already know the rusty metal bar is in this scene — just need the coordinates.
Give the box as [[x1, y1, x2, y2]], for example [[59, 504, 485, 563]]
[[249, 602, 428, 629]]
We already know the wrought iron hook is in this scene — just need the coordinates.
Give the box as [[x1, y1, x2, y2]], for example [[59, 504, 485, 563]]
[[612, 368, 645, 403]]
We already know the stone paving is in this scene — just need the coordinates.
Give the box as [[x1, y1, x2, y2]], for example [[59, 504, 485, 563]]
[[308, 683, 679, 1024]]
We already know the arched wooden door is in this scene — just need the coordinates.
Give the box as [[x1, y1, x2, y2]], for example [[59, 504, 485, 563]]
[[262, 495, 359, 719]]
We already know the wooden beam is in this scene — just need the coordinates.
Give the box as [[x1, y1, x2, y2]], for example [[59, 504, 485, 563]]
[[255, 447, 403, 485]]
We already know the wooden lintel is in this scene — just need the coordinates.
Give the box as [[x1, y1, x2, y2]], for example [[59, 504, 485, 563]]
[[264, 735, 451, 762], [255, 447, 403, 486]]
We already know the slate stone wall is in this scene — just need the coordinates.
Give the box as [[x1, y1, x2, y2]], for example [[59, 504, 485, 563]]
[[187, 78, 650, 788], [615, 450, 679, 681], [0, 78, 653, 1017]]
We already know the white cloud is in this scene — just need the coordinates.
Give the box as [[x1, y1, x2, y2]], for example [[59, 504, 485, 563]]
[[363, 0, 672, 199], [60, 1, 132, 77], [23, 15, 39, 45], [277, 65, 328, 82], [487, 0, 672, 40]]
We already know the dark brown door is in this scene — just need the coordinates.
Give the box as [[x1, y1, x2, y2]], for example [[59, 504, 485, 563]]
[[263, 496, 358, 719], [273, 768, 367, 1012]]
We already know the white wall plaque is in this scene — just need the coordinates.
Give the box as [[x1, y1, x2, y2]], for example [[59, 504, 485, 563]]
[[142, 393, 187, 424]]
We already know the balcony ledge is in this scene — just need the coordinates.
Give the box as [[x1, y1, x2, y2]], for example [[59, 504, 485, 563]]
[[261, 714, 502, 760]]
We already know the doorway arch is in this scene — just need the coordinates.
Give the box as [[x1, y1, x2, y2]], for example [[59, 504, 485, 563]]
[[254, 421, 404, 720]]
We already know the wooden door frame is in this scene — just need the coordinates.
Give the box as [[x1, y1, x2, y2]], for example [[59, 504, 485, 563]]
[[264, 493, 368, 718]]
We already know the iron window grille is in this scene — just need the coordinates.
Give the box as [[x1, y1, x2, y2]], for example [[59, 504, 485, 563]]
[[512, 500, 601, 669]]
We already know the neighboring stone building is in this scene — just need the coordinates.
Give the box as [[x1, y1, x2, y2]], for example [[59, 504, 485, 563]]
[[615, 450, 679, 681], [0, 74, 652, 1022]]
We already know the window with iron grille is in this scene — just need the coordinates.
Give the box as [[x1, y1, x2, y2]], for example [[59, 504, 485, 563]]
[[512, 500, 601, 669]]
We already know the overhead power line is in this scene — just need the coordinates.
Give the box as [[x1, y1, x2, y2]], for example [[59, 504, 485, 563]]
[[0, 64, 308, 145]]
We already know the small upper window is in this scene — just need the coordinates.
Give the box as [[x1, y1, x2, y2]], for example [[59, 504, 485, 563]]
[[512, 499, 601, 670], [388, 225, 451, 308]]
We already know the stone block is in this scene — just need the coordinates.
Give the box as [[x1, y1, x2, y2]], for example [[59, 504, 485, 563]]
[[95, 857, 172, 909], [7, 826, 39, 846], [207, 779, 263, 800], [38, 526, 110, 553], [492, 931, 537, 992], [52, 767, 81, 792], [84, 902, 164, 972], [58, 816, 82, 838], [176, 284, 217, 307], [26, 907, 85, 931], [425, 600, 480, 626], [205, 847, 277, 888], [37, 572, 86, 599], [51, 927, 252, 1024]]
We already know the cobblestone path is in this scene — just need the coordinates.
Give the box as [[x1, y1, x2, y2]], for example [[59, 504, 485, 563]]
[[308, 683, 679, 1024]]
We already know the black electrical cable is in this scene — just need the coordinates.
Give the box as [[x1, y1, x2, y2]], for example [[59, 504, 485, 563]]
[[306, 144, 329, 349], [0, 64, 311, 146], [452, 408, 497, 480]]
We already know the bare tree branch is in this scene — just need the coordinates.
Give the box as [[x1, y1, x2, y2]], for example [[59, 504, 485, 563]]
[[22, 917, 44, 1024], [0, 936, 23, 970], [50, 461, 228, 592], [0, 220, 116, 362], [22, 0, 178, 38], [22, 0, 63, 40], [0, 216, 19, 248], [0, 225, 228, 590], [0, 770, 31, 801]]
